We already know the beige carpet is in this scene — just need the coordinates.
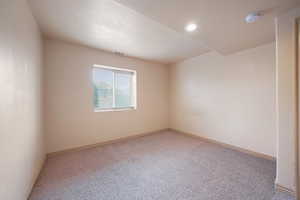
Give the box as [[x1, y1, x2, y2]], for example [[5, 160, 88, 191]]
[[29, 131, 294, 200]]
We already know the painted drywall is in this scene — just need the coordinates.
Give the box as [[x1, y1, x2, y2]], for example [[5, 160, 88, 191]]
[[170, 42, 276, 157], [275, 7, 300, 193], [44, 39, 169, 153], [0, 0, 45, 199]]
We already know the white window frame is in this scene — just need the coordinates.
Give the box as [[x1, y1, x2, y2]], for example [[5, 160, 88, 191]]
[[92, 64, 137, 112]]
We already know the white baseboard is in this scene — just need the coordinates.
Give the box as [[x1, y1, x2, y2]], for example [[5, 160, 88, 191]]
[[171, 128, 276, 161], [47, 128, 169, 157]]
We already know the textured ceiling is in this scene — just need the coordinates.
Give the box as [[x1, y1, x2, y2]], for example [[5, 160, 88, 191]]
[[29, 0, 299, 64], [116, 0, 299, 54]]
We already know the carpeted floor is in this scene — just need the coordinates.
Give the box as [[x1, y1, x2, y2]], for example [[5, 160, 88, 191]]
[[273, 191, 295, 200], [29, 131, 295, 200]]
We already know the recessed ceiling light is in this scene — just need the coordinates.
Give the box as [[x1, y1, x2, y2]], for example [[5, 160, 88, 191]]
[[185, 23, 197, 32], [245, 12, 262, 23]]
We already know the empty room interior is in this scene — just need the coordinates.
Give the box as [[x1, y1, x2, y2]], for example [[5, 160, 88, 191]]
[[2, 0, 300, 200]]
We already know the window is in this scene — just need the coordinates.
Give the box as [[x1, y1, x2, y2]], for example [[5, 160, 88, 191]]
[[92, 65, 136, 111]]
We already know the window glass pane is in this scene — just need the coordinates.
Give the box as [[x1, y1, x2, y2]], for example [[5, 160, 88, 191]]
[[115, 72, 132, 108], [93, 68, 114, 109]]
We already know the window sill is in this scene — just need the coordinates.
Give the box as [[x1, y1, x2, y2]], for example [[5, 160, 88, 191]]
[[94, 107, 136, 112]]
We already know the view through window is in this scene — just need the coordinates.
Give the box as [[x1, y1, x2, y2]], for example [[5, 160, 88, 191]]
[[92, 65, 136, 111]]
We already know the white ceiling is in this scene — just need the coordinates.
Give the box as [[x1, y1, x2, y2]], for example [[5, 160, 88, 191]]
[[29, 0, 299, 64]]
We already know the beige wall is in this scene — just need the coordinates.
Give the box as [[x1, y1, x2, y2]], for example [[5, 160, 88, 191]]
[[44, 39, 169, 153], [275, 7, 300, 193], [170, 43, 276, 157], [0, 0, 45, 199]]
